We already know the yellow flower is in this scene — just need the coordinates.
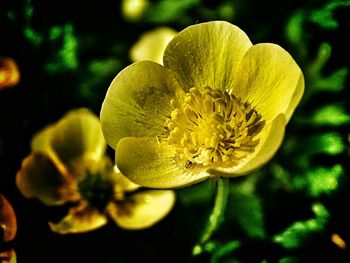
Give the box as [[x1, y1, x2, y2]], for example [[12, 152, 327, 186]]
[[16, 109, 175, 234], [130, 27, 177, 64], [100, 21, 304, 189], [0, 194, 17, 263]]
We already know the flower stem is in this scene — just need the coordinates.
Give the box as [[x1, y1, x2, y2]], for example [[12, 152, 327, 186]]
[[192, 177, 229, 256]]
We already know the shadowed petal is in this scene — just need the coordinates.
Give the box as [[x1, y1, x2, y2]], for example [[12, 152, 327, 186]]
[[50, 108, 107, 167], [16, 153, 76, 206], [49, 203, 107, 234], [107, 190, 175, 229], [130, 27, 177, 64], [0, 249, 16, 263]]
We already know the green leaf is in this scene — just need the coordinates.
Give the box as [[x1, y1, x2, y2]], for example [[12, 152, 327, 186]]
[[293, 165, 344, 197], [273, 203, 329, 249], [177, 180, 214, 206], [285, 10, 305, 44], [310, 0, 350, 29], [279, 257, 298, 263], [210, 241, 241, 263], [144, 0, 200, 23], [79, 58, 122, 100], [315, 68, 348, 93], [307, 165, 343, 197], [307, 132, 345, 155], [228, 190, 265, 238], [311, 104, 350, 127], [45, 24, 79, 73]]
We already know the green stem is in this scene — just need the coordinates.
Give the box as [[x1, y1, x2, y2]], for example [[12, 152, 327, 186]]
[[192, 177, 229, 256]]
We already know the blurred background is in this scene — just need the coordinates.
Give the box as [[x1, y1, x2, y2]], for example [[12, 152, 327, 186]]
[[0, 0, 349, 262]]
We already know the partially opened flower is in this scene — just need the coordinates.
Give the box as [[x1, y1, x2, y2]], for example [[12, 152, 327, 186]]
[[130, 27, 177, 64], [16, 108, 175, 234], [0, 57, 20, 90], [100, 21, 304, 188], [0, 194, 17, 263]]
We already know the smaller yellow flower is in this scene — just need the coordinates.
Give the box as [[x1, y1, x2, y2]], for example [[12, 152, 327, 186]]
[[16, 108, 175, 234], [100, 21, 304, 189], [130, 27, 177, 64], [0, 194, 17, 263], [0, 57, 20, 90]]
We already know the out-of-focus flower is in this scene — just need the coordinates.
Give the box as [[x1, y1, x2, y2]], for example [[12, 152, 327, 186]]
[[0, 57, 20, 90], [100, 21, 304, 188], [121, 0, 148, 22], [16, 108, 175, 234], [130, 27, 177, 64], [0, 194, 17, 263]]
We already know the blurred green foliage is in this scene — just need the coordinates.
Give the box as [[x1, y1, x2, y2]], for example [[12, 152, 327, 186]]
[[310, 0, 350, 29], [273, 203, 330, 249], [0, 0, 350, 262]]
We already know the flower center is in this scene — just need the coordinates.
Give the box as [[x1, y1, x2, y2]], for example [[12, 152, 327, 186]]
[[77, 170, 115, 211], [166, 87, 265, 168]]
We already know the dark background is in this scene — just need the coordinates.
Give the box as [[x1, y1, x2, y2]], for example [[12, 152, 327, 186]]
[[1, 0, 350, 262]]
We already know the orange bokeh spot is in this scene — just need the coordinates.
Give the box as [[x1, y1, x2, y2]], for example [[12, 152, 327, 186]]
[[0, 57, 20, 90], [0, 194, 17, 243], [331, 233, 347, 250]]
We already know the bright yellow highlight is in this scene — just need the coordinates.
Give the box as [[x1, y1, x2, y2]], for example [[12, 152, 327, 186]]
[[122, 0, 148, 21], [130, 27, 177, 64], [0, 57, 20, 90], [100, 21, 304, 188], [16, 109, 175, 234]]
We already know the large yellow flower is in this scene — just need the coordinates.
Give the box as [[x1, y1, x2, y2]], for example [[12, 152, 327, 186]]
[[16, 108, 175, 234], [100, 21, 304, 189]]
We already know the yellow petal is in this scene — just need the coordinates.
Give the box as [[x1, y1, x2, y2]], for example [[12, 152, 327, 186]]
[[100, 60, 184, 149], [114, 166, 140, 193], [163, 21, 252, 92], [0, 195, 17, 242], [49, 203, 107, 234], [30, 124, 60, 163], [31, 125, 54, 153], [284, 72, 305, 122], [31, 124, 69, 172], [16, 153, 75, 206], [107, 190, 175, 229], [50, 108, 106, 167], [208, 114, 286, 176], [234, 43, 304, 123], [116, 137, 210, 188], [130, 27, 177, 64], [0, 249, 17, 263]]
